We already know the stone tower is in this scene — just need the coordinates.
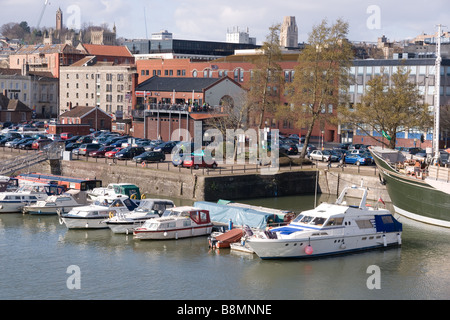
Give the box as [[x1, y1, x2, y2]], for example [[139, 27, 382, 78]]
[[56, 7, 63, 31], [280, 16, 298, 48]]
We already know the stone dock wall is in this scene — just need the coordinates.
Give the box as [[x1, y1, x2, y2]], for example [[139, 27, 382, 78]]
[[0, 150, 390, 202]]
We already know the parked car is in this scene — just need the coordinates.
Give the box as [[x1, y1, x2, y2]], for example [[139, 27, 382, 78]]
[[344, 152, 374, 165], [153, 141, 178, 154], [297, 143, 317, 154], [12, 137, 34, 149], [182, 155, 218, 169], [18, 139, 35, 150], [65, 142, 81, 152], [114, 147, 146, 160], [105, 147, 123, 158], [76, 135, 93, 144], [280, 143, 298, 155], [5, 138, 22, 148], [77, 143, 101, 156], [133, 151, 166, 163], [309, 149, 339, 162], [89, 145, 116, 158], [32, 138, 53, 150], [60, 132, 74, 140]]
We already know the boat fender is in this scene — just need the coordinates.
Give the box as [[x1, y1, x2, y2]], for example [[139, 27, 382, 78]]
[[109, 211, 115, 219], [340, 242, 346, 249], [141, 194, 146, 200], [378, 174, 386, 185], [383, 234, 387, 247], [130, 194, 137, 200], [305, 245, 313, 255], [397, 233, 402, 245]]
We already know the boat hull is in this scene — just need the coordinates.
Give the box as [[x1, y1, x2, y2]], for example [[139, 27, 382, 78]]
[[247, 232, 401, 259], [133, 225, 213, 240], [60, 216, 109, 229], [106, 220, 147, 234], [23, 205, 81, 215], [0, 202, 29, 213], [371, 149, 450, 228]]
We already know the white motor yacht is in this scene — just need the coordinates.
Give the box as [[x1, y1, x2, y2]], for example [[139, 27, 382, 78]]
[[133, 206, 213, 240], [22, 189, 89, 215], [58, 195, 138, 229], [0, 183, 65, 213], [104, 199, 175, 234], [246, 185, 403, 259]]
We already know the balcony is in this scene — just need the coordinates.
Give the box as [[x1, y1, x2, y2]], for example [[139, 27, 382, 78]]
[[132, 103, 225, 119]]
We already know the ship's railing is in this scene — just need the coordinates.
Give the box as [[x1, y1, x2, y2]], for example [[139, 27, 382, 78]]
[[428, 165, 450, 183]]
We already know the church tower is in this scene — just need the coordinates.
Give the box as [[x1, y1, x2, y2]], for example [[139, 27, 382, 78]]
[[56, 7, 63, 31], [280, 16, 298, 48]]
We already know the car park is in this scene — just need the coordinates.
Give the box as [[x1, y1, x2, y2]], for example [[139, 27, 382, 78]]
[[309, 149, 339, 162], [32, 138, 53, 150], [344, 152, 374, 165], [114, 146, 146, 160], [89, 146, 115, 158], [182, 155, 218, 169], [133, 151, 166, 163], [153, 141, 178, 154], [105, 147, 123, 158], [280, 143, 298, 155], [77, 143, 102, 156]]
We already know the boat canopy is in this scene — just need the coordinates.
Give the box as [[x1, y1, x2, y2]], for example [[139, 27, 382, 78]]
[[194, 201, 286, 229]]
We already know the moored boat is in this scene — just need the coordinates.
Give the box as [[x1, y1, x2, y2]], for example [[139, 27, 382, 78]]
[[87, 183, 141, 201], [0, 183, 65, 213], [103, 199, 175, 234], [58, 195, 138, 229], [133, 206, 213, 240], [22, 189, 89, 215], [245, 185, 403, 259], [370, 146, 450, 228]]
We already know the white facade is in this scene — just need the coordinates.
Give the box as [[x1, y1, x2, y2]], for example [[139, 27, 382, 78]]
[[59, 63, 136, 118], [226, 27, 256, 45]]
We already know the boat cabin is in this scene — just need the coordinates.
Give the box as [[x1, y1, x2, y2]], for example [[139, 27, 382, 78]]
[[161, 206, 211, 225]]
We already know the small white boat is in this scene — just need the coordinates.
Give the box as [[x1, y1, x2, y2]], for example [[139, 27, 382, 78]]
[[58, 195, 138, 229], [22, 189, 89, 215], [87, 183, 141, 201], [246, 185, 403, 259], [104, 199, 175, 234], [0, 183, 65, 213], [133, 206, 213, 240]]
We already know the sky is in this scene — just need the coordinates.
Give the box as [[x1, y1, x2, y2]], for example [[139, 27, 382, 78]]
[[1, 0, 449, 44]]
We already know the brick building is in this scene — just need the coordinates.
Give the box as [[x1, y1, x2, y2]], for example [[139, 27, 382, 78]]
[[56, 106, 112, 133], [0, 93, 32, 123]]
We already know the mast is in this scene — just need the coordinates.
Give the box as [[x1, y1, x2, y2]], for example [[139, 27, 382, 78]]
[[433, 24, 443, 163]]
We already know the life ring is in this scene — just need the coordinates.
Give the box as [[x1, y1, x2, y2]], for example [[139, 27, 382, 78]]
[[141, 161, 146, 167], [130, 194, 137, 200], [141, 194, 146, 200], [109, 211, 114, 219]]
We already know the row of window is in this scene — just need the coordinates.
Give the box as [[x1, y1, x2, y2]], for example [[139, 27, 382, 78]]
[[351, 65, 450, 77], [350, 84, 450, 96], [64, 73, 131, 81]]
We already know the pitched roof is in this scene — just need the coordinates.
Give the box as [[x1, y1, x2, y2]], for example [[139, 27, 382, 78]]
[[136, 76, 226, 93], [79, 44, 133, 58], [14, 44, 82, 55], [60, 106, 113, 119], [0, 94, 31, 112]]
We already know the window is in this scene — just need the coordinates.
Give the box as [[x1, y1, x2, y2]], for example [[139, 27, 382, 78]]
[[234, 68, 244, 82]]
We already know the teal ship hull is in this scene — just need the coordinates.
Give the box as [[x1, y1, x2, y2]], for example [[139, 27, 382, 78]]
[[370, 148, 450, 228]]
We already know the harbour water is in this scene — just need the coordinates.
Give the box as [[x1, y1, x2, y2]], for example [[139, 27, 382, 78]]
[[0, 193, 449, 300]]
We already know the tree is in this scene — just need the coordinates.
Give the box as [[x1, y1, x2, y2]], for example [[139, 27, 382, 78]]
[[279, 18, 354, 158], [246, 24, 284, 129], [338, 66, 432, 149]]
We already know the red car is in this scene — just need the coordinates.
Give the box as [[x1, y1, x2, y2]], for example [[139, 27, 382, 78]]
[[89, 146, 115, 158], [60, 132, 73, 140], [32, 138, 53, 150], [182, 155, 217, 169], [105, 147, 123, 158]]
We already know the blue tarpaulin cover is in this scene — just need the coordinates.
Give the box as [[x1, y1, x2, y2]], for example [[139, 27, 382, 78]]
[[194, 201, 280, 230]]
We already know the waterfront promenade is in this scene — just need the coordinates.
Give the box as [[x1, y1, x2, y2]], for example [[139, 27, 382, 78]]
[[0, 146, 388, 202]]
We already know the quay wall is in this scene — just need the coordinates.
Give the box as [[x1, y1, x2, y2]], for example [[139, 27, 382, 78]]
[[0, 150, 390, 202]]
